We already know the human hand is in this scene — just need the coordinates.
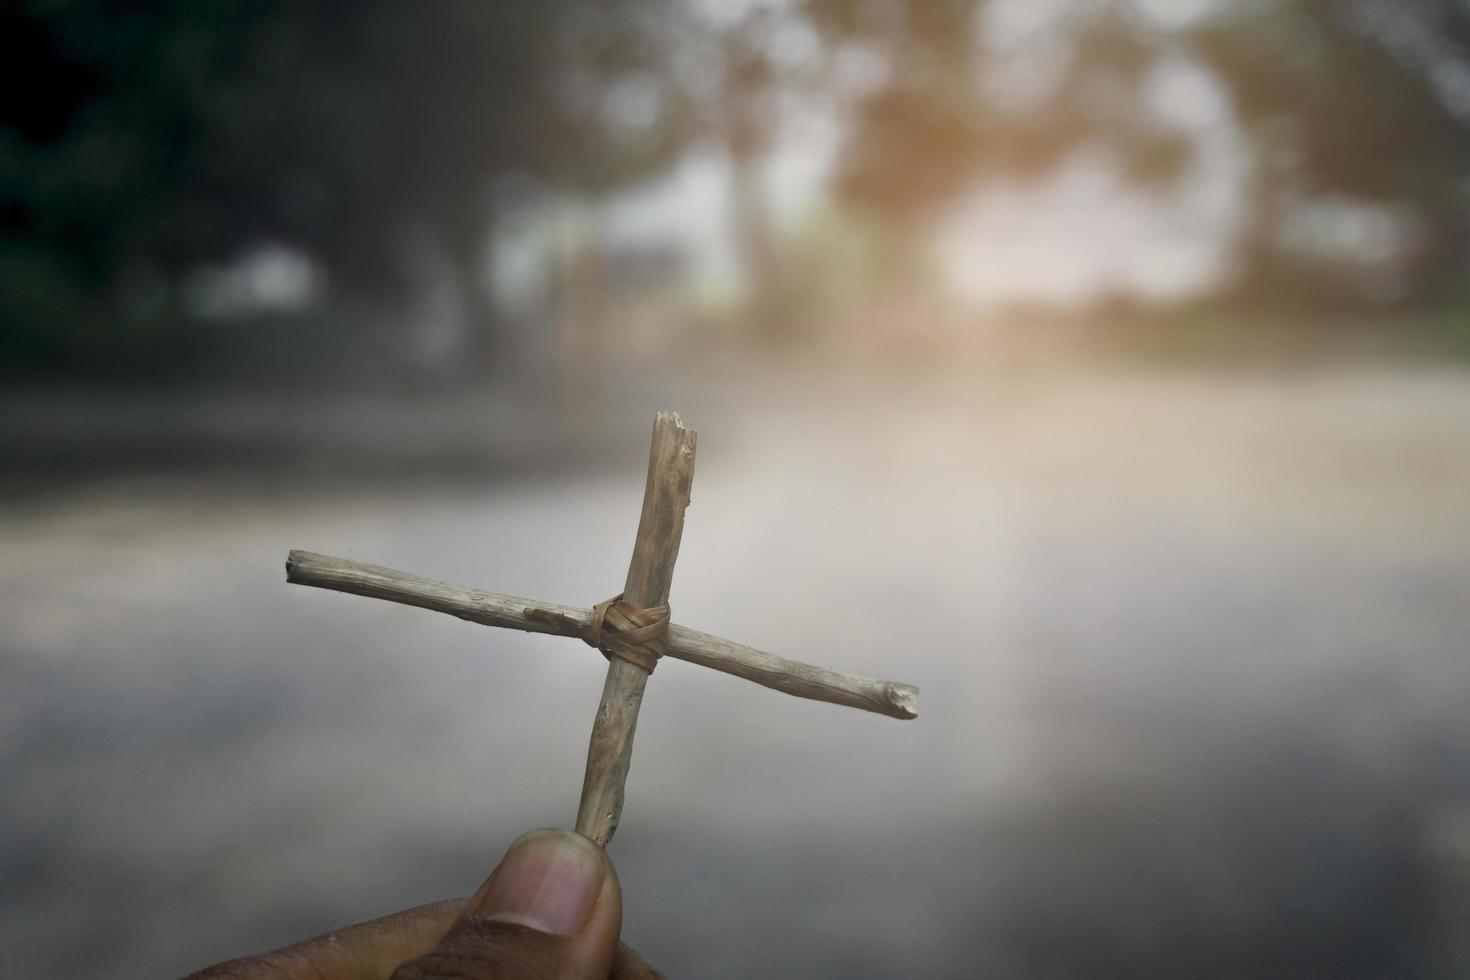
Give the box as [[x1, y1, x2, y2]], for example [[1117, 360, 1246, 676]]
[[190, 829, 662, 979]]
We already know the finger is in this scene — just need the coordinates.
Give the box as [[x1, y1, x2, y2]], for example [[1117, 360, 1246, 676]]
[[391, 828, 622, 980], [611, 941, 666, 979], [187, 899, 466, 979], [188, 903, 661, 980]]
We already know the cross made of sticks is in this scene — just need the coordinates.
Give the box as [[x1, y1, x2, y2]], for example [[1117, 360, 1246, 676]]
[[285, 412, 919, 846]]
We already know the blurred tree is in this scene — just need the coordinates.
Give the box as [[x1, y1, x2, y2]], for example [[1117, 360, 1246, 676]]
[[1190, 0, 1470, 308], [804, 0, 1191, 289], [657, 5, 822, 340], [1, 0, 683, 376], [712, 11, 789, 338], [10, 0, 1470, 378], [805, 0, 1470, 312]]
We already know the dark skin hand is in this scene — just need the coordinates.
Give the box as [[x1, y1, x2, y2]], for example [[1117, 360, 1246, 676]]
[[189, 830, 663, 979]]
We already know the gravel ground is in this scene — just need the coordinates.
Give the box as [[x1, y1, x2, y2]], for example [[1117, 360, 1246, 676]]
[[4, 363, 1470, 978]]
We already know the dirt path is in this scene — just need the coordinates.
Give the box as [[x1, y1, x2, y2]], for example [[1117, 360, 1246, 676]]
[[5, 364, 1470, 978]]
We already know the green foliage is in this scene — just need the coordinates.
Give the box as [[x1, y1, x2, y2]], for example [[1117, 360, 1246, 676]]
[[1, 0, 685, 377], [2, 1, 268, 364]]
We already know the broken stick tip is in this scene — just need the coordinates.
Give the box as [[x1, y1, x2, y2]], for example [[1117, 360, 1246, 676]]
[[285, 548, 319, 583], [887, 683, 920, 720]]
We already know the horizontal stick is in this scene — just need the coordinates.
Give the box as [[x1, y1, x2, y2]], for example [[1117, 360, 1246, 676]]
[[285, 549, 918, 720]]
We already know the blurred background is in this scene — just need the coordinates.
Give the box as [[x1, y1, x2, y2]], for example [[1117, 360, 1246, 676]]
[[3, 1, 1470, 977]]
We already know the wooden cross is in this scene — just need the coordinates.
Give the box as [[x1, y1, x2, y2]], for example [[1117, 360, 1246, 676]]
[[285, 412, 918, 846]]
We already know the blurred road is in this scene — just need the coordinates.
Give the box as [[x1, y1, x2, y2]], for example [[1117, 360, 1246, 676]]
[[4, 362, 1470, 978]]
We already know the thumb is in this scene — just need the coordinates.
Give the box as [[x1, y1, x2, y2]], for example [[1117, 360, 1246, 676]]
[[392, 829, 622, 980]]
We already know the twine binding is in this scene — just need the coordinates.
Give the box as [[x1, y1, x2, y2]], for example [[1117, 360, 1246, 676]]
[[584, 593, 669, 673]]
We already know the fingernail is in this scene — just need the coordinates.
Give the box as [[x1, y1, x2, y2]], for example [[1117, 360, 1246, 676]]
[[471, 830, 606, 936]]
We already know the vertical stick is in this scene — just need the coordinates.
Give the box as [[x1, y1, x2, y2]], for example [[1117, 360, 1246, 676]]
[[576, 412, 696, 845]]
